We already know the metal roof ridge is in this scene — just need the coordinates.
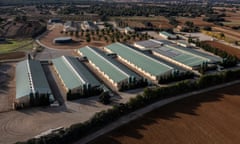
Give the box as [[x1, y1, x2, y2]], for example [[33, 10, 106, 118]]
[[26, 59, 35, 94], [166, 44, 210, 62], [62, 56, 86, 85], [149, 39, 163, 44], [116, 42, 173, 70], [86, 46, 130, 78]]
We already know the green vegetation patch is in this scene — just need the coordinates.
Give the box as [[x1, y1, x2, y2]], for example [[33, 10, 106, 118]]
[[0, 39, 33, 53]]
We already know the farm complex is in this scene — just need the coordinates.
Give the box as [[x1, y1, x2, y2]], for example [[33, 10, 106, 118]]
[[1, 1, 240, 144], [13, 38, 229, 106]]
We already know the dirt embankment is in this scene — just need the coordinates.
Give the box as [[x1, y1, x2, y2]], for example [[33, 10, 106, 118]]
[[1, 21, 45, 38], [90, 84, 240, 144], [0, 52, 25, 61]]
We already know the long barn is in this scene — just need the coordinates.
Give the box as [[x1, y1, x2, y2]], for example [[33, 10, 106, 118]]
[[52, 56, 102, 97], [16, 59, 54, 106], [78, 46, 142, 89], [104, 42, 175, 81], [135, 39, 222, 70]]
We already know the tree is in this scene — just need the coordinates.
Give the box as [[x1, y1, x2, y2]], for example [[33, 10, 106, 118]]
[[86, 36, 91, 42], [235, 41, 239, 46], [104, 36, 108, 42], [29, 93, 34, 106], [35, 91, 40, 106], [185, 21, 194, 27], [15, 16, 21, 22], [22, 16, 27, 21], [75, 30, 79, 37], [220, 33, 225, 39], [99, 92, 111, 105], [203, 26, 212, 31]]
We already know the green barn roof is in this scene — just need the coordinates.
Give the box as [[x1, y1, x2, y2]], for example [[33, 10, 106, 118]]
[[105, 43, 174, 76], [52, 56, 101, 90], [16, 59, 53, 100], [78, 46, 130, 83]]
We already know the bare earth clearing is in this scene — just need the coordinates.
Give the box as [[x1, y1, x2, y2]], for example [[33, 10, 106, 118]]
[[90, 84, 240, 144], [111, 16, 174, 29], [39, 24, 108, 49], [0, 61, 140, 144]]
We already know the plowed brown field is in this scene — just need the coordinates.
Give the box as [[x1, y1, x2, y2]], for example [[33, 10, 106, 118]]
[[0, 52, 25, 61], [177, 17, 214, 27], [89, 83, 240, 144], [203, 41, 240, 58]]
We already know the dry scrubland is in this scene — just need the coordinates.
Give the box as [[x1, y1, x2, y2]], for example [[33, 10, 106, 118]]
[[112, 16, 174, 29], [89, 83, 240, 144]]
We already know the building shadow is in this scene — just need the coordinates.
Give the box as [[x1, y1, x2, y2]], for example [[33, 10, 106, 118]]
[[0, 64, 14, 94]]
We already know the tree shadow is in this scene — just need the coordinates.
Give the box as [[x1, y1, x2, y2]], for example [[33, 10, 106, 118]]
[[88, 83, 240, 144]]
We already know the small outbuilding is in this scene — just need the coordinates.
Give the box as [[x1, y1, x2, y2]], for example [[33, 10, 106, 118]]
[[48, 18, 62, 24], [53, 37, 72, 44], [125, 27, 135, 34], [159, 31, 177, 40]]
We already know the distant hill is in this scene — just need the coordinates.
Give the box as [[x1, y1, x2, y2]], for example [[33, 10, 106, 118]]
[[0, 0, 239, 5], [105, 0, 240, 3], [0, 20, 46, 38], [0, 0, 98, 5]]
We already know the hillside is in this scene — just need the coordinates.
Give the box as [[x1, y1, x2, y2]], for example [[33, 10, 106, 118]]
[[0, 20, 46, 38]]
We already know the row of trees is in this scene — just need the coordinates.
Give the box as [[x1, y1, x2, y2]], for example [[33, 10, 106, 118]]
[[158, 71, 194, 84], [189, 40, 238, 68], [62, 28, 152, 43], [119, 78, 149, 91], [180, 21, 200, 33], [16, 69, 240, 144], [203, 13, 226, 22], [81, 3, 213, 18]]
